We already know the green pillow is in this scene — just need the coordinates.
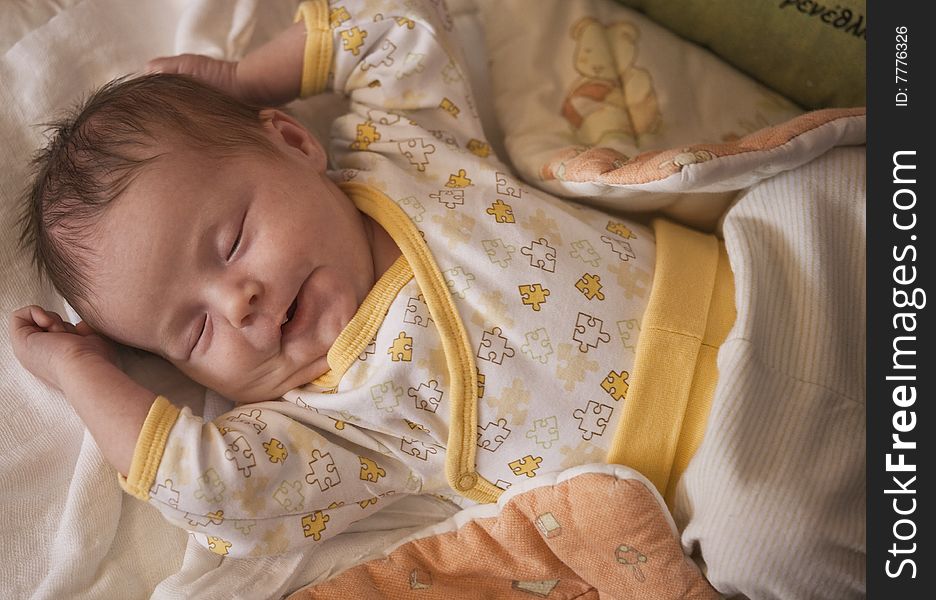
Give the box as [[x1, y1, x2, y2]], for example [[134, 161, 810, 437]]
[[613, 0, 865, 109]]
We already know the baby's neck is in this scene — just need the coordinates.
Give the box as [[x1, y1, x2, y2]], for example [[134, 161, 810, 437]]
[[364, 214, 402, 282]]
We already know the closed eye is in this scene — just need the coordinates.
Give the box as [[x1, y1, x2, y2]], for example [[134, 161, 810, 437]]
[[227, 220, 244, 261], [192, 314, 208, 352]]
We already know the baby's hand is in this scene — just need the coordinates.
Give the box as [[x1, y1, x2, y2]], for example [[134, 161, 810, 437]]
[[146, 54, 244, 99], [146, 20, 306, 107], [9, 306, 119, 391]]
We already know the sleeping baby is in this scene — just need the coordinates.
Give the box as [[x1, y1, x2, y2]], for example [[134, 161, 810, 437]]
[[9, 0, 864, 597]]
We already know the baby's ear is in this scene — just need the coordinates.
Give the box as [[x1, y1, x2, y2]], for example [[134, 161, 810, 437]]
[[261, 109, 326, 171]]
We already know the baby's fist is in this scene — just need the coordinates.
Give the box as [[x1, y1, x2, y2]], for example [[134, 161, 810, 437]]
[[9, 306, 118, 390]]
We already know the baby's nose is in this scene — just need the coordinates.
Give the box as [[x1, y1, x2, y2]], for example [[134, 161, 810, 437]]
[[218, 279, 262, 328]]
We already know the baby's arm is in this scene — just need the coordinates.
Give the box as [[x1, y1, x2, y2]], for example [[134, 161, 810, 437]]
[[9, 306, 154, 476], [147, 21, 307, 106]]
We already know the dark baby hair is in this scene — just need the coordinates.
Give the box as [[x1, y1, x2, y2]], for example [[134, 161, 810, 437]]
[[18, 73, 278, 323]]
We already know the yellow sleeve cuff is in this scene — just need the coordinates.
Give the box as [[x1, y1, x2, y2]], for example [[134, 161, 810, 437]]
[[117, 395, 180, 501], [294, 0, 333, 97]]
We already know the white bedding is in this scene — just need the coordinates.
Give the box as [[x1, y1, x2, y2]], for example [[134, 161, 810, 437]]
[[0, 1, 493, 598]]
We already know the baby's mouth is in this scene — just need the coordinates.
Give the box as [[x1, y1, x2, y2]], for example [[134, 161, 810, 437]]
[[281, 297, 298, 330]]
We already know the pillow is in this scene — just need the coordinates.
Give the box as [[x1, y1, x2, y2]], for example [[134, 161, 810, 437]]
[[614, 0, 866, 109]]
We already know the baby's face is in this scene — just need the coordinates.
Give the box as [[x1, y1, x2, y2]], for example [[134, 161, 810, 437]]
[[88, 112, 377, 403]]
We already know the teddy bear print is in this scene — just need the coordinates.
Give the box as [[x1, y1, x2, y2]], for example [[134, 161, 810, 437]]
[[561, 17, 661, 146]]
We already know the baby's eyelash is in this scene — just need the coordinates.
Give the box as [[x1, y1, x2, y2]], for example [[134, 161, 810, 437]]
[[193, 315, 208, 350], [227, 211, 247, 261], [227, 227, 243, 260]]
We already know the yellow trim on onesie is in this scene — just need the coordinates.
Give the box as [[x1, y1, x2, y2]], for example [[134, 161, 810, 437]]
[[294, 0, 332, 98], [312, 255, 414, 389], [606, 219, 735, 508], [340, 182, 502, 504], [117, 396, 180, 500]]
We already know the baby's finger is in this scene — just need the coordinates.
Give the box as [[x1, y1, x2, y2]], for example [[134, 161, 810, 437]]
[[9, 307, 46, 339], [43, 310, 67, 333], [145, 57, 176, 74], [27, 306, 55, 329], [74, 321, 98, 336]]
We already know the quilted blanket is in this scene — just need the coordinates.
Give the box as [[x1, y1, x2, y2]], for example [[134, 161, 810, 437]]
[[288, 466, 719, 599]]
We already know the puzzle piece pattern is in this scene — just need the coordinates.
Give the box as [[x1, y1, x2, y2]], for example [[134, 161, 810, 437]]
[[408, 379, 443, 413], [429, 129, 459, 151], [570, 239, 601, 267], [609, 261, 653, 300], [601, 234, 637, 261], [486, 199, 515, 223], [430, 188, 464, 210], [518, 283, 550, 311], [398, 195, 426, 222], [186, 509, 224, 528], [477, 327, 516, 365], [482, 238, 516, 268], [397, 52, 426, 79], [272, 480, 305, 512], [301, 511, 330, 540], [575, 273, 605, 300], [306, 449, 341, 492], [359, 338, 376, 361], [405, 419, 429, 433], [223, 434, 256, 477], [521, 327, 554, 365], [573, 312, 611, 353], [477, 418, 511, 452], [152, 478, 181, 508], [388, 332, 413, 362], [339, 26, 367, 56], [617, 319, 641, 352], [361, 39, 396, 71], [350, 121, 380, 150], [329, 6, 350, 27], [467, 138, 491, 157], [392, 16, 416, 29], [226, 408, 267, 435], [606, 220, 636, 239], [508, 455, 543, 478], [526, 416, 559, 449], [477, 369, 486, 398], [263, 438, 288, 464], [404, 295, 432, 327], [601, 370, 630, 401], [439, 97, 460, 118], [206, 536, 232, 556], [193, 469, 224, 504], [440, 57, 463, 84], [400, 436, 439, 461], [371, 380, 404, 412], [573, 401, 614, 440], [359, 456, 386, 482], [443, 266, 475, 298], [521, 238, 557, 272], [397, 139, 435, 172], [445, 168, 471, 188], [495, 171, 523, 199]]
